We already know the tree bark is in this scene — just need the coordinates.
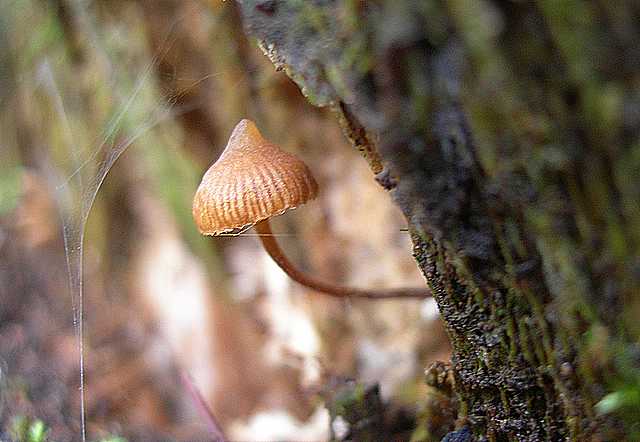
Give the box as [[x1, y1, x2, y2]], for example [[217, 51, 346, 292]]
[[237, 1, 640, 441]]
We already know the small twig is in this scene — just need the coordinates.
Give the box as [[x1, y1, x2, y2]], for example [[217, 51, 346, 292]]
[[180, 370, 227, 442]]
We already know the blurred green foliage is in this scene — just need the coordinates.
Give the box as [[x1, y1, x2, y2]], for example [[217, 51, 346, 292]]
[[0, 167, 23, 216], [9, 415, 128, 442], [596, 342, 640, 439], [10, 416, 48, 442]]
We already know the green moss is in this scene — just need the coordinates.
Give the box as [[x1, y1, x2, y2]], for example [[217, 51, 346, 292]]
[[505, 317, 519, 362], [325, 63, 351, 102], [410, 424, 431, 442], [341, 36, 372, 76], [536, 0, 596, 86], [290, 0, 331, 34], [499, 388, 510, 413], [582, 83, 623, 140], [408, 57, 431, 134], [520, 285, 553, 367], [517, 318, 537, 366], [326, 382, 391, 441], [449, 253, 485, 306], [256, 39, 330, 106], [331, 382, 367, 417], [341, 0, 363, 32], [448, 0, 498, 61]]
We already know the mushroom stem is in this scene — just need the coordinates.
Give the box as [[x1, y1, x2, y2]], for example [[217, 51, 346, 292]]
[[254, 220, 431, 299]]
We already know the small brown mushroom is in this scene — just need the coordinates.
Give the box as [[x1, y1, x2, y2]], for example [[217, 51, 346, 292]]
[[193, 119, 430, 299]]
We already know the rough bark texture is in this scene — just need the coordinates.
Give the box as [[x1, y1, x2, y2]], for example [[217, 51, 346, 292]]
[[237, 1, 640, 441]]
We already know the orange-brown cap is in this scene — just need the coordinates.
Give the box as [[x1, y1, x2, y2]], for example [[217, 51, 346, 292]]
[[193, 119, 319, 235]]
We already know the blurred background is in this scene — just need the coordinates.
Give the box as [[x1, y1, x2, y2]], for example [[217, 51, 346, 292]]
[[0, 1, 449, 440]]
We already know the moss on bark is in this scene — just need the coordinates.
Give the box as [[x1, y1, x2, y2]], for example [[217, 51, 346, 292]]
[[238, 1, 640, 440]]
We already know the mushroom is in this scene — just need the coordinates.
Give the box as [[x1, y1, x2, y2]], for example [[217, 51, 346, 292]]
[[192, 119, 430, 299]]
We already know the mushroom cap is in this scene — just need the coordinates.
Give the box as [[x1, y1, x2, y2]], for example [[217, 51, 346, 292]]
[[193, 119, 319, 235]]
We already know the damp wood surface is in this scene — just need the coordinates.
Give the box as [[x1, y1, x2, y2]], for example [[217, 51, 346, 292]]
[[238, 1, 640, 441]]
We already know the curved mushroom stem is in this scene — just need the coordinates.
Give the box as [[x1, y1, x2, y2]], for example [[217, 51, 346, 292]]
[[254, 220, 431, 299]]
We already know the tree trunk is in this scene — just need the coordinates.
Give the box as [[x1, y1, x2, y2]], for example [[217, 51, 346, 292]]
[[237, 1, 640, 441]]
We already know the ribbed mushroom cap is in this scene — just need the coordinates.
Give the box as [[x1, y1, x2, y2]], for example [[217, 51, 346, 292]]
[[193, 119, 319, 235]]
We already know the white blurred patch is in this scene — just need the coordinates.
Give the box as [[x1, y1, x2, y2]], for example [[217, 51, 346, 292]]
[[229, 406, 329, 442], [263, 249, 292, 301], [135, 199, 215, 397], [357, 338, 417, 399], [261, 252, 322, 385], [420, 297, 440, 321], [227, 238, 263, 301], [331, 415, 350, 440]]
